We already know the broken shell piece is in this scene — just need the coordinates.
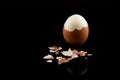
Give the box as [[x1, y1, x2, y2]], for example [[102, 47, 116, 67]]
[[73, 49, 78, 54], [49, 50, 60, 55], [55, 51, 60, 55], [61, 48, 73, 56], [49, 46, 62, 50], [71, 54, 78, 59], [78, 51, 87, 56], [67, 57, 73, 61], [58, 57, 66, 62], [87, 54, 93, 56], [57, 57, 69, 64], [49, 50, 56, 53], [58, 47, 62, 50], [48, 46, 57, 50], [49, 46, 62, 54], [56, 56, 63, 59], [46, 60, 53, 63], [43, 54, 54, 59]]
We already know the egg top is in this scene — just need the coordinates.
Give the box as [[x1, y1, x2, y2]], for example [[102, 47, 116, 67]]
[[64, 14, 88, 32]]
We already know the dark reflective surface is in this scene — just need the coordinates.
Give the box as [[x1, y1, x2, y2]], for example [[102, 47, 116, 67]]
[[1, 1, 112, 80]]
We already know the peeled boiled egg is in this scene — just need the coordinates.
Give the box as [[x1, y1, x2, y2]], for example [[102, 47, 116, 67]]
[[63, 14, 89, 46]]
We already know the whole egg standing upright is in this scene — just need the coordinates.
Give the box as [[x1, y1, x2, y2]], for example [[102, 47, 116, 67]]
[[63, 14, 89, 46]]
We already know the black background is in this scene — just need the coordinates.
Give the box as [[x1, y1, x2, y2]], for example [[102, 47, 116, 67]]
[[1, 0, 113, 80]]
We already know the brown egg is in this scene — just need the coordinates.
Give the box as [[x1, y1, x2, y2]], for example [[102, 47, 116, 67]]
[[63, 14, 89, 46]]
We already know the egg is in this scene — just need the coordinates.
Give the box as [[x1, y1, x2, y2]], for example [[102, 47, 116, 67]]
[[63, 14, 89, 46]]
